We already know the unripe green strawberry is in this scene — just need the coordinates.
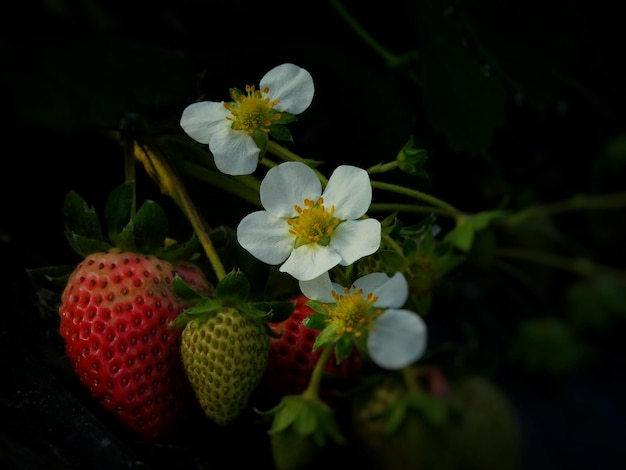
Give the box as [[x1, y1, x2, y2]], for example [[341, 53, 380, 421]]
[[270, 427, 323, 470], [444, 376, 522, 470], [180, 306, 269, 425], [351, 371, 521, 470], [350, 372, 454, 470], [262, 395, 346, 470], [59, 251, 211, 440]]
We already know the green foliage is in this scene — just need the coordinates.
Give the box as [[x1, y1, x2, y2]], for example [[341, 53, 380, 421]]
[[566, 276, 626, 331], [509, 317, 589, 375], [61, 181, 203, 261], [171, 271, 295, 329], [408, 0, 507, 156]]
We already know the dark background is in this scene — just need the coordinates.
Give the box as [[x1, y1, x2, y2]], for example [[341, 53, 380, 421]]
[[2, 0, 625, 468]]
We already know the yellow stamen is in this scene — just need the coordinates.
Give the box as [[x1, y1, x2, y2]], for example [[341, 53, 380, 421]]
[[326, 288, 379, 337], [223, 83, 281, 136], [287, 197, 340, 247]]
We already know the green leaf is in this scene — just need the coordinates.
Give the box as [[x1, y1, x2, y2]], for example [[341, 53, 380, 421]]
[[509, 317, 589, 375], [378, 249, 407, 273], [304, 299, 328, 315], [396, 136, 429, 178], [469, 209, 509, 230], [446, 210, 507, 252], [269, 124, 294, 142], [408, 0, 506, 155], [173, 274, 206, 301], [293, 403, 317, 435], [271, 398, 302, 433], [251, 301, 295, 322], [272, 110, 297, 124], [251, 129, 269, 159], [386, 399, 409, 433], [312, 325, 339, 351], [567, 276, 626, 330], [445, 220, 475, 252], [104, 181, 134, 244], [265, 396, 344, 445], [412, 394, 451, 427], [182, 298, 222, 316], [62, 190, 104, 242], [413, 292, 433, 315], [333, 334, 354, 363], [170, 298, 222, 329], [132, 200, 168, 253], [67, 233, 113, 258], [302, 313, 328, 330], [158, 235, 201, 261], [216, 269, 251, 301], [26, 265, 76, 289]]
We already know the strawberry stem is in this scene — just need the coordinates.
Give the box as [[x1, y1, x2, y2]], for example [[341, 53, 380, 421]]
[[267, 141, 328, 186], [129, 137, 228, 281], [402, 366, 419, 395], [301, 345, 333, 401]]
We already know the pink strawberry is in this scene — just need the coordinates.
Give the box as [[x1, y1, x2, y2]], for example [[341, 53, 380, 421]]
[[262, 294, 361, 404]]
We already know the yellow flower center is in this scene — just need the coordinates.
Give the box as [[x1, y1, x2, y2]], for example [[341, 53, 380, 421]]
[[324, 288, 381, 337], [287, 197, 340, 247], [224, 85, 281, 135]]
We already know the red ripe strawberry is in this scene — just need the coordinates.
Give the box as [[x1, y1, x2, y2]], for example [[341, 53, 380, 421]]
[[46, 181, 214, 441], [59, 251, 211, 440], [263, 294, 361, 403]]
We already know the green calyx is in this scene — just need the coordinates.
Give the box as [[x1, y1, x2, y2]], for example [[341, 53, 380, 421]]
[[62, 180, 201, 261], [171, 269, 295, 330], [261, 395, 345, 447], [27, 180, 203, 289]]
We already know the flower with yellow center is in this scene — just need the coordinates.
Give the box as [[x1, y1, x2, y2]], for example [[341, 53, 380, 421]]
[[179, 63, 314, 175], [300, 272, 428, 370], [236, 161, 381, 281]]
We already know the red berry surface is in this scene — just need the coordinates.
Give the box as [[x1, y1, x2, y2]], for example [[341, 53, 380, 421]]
[[263, 294, 361, 403], [59, 251, 211, 440]]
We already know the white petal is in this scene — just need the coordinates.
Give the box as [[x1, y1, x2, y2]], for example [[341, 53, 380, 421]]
[[352, 272, 394, 294], [180, 101, 230, 144], [209, 127, 260, 175], [260, 63, 314, 115], [280, 244, 341, 281], [237, 211, 295, 264], [260, 162, 321, 217], [371, 272, 409, 308], [322, 165, 372, 219], [331, 219, 381, 265], [367, 309, 427, 370], [298, 272, 335, 302]]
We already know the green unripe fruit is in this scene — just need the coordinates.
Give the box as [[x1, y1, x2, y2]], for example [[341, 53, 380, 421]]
[[180, 307, 269, 425]]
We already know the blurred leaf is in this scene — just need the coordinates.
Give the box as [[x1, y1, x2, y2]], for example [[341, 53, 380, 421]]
[[408, 0, 507, 156], [567, 275, 626, 331], [454, 0, 584, 111], [446, 219, 474, 252], [509, 317, 589, 375]]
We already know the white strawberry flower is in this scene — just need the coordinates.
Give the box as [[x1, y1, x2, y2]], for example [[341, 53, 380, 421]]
[[179, 63, 314, 175], [236, 161, 381, 281], [299, 271, 428, 370]]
